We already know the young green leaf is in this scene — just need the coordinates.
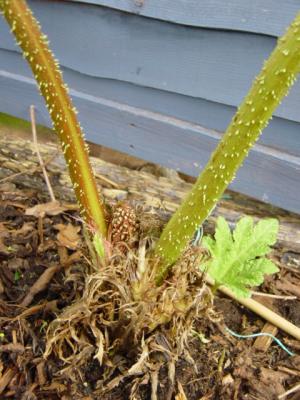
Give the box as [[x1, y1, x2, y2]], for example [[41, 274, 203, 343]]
[[202, 216, 279, 298]]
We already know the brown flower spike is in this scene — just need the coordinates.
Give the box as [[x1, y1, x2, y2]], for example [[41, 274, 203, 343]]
[[109, 203, 139, 252]]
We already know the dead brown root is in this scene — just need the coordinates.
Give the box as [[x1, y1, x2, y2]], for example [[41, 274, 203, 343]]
[[44, 230, 215, 397]]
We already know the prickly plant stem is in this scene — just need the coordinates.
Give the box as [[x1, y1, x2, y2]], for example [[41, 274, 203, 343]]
[[155, 12, 300, 284], [0, 0, 107, 237]]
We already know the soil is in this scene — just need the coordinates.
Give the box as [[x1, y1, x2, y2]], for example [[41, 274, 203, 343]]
[[0, 134, 300, 399]]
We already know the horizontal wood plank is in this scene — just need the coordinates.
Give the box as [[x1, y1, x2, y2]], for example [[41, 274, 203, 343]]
[[0, 67, 299, 214], [1, 137, 299, 253], [0, 0, 299, 123], [66, 0, 299, 37]]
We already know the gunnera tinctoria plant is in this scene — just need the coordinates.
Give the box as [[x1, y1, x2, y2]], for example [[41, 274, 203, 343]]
[[1, 0, 300, 392], [1, 0, 299, 273]]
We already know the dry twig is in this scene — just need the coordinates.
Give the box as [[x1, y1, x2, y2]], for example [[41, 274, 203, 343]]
[[20, 264, 60, 307], [278, 382, 300, 399], [252, 291, 297, 300], [30, 105, 56, 202]]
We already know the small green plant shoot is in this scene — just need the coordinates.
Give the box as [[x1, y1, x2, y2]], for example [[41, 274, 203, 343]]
[[202, 216, 279, 298]]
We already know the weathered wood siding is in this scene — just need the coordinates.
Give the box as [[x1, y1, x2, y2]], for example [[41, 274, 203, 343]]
[[0, 0, 299, 213]]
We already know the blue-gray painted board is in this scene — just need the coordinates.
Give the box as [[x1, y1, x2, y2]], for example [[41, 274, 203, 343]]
[[0, 0, 299, 123], [0, 68, 299, 214], [1, 49, 300, 157], [66, 0, 300, 37]]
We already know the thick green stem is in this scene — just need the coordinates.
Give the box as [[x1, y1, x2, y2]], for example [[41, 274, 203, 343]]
[[155, 12, 300, 284], [0, 0, 107, 237]]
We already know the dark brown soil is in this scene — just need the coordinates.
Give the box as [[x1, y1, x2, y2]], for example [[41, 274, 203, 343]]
[[0, 137, 300, 399]]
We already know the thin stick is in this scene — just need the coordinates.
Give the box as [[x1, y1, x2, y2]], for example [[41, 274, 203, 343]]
[[205, 275, 300, 341], [278, 382, 300, 399], [30, 105, 56, 202], [252, 291, 297, 300], [95, 173, 120, 189]]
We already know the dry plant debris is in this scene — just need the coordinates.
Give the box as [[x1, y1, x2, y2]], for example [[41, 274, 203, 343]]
[[0, 138, 300, 399]]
